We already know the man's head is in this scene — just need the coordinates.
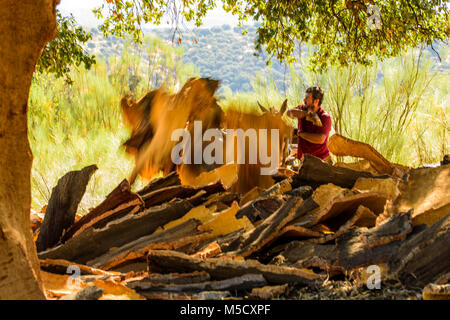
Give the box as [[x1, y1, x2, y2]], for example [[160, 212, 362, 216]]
[[304, 86, 324, 112]]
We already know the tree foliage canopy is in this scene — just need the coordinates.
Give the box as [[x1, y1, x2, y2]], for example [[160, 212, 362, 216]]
[[41, 0, 449, 80], [37, 11, 96, 84], [230, 0, 449, 68]]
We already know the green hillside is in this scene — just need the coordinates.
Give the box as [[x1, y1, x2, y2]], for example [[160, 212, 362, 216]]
[[87, 24, 295, 93], [86, 24, 448, 94]]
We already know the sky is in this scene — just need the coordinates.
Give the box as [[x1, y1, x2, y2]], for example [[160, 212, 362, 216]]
[[58, 0, 251, 29]]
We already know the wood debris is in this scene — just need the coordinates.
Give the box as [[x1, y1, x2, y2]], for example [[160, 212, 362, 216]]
[[422, 284, 450, 300], [328, 134, 406, 178], [250, 284, 289, 299], [389, 165, 450, 226], [36, 165, 98, 252], [35, 156, 449, 300]]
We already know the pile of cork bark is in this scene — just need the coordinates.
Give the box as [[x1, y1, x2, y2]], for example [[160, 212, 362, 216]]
[[32, 145, 450, 300]]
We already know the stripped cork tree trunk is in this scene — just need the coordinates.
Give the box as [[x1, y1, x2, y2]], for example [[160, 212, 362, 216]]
[[0, 0, 59, 299]]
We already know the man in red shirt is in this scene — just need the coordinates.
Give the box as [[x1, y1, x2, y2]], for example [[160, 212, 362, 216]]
[[287, 86, 332, 164]]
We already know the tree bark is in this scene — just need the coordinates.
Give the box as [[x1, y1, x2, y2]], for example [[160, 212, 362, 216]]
[[226, 196, 319, 258], [0, 0, 59, 299], [122, 271, 211, 286], [136, 171, 181, 196], [328, 134, 406, 177], [38, 200, 193, 264], [274, 210, 414, 274], [147, 249, 324, 285], [236, 179, 292, 222], [389, 213, 450, 288], [128, 274, 267, 295], [141, 181, 225, 208], [292, 154, 385, 189], [61, 178, 142, 242], [88, 218, 210, 270], [36, 165, 97, 252]]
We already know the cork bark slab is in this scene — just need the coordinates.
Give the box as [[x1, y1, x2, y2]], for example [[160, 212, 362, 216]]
[[328, 134, 405, 177], [141, 181, 225, 208], [38, 200, 193, 264], [389, 213, 450, 288], [390, 165, 450, 226], [89, 219, 211, 270], [36, 165, 98, 252], [61, 178, 142, 242], [136, 171, 181, 196], [292, 154, 381, 189], [225, 196, 318, 258], [275, 210, 414, 274], [147, 249, 324, 286]]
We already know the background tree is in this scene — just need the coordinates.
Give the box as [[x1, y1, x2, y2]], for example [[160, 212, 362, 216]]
[[93, 0, 448, 68], [40, 1, 449, 81], [37, 11, 96, 85]]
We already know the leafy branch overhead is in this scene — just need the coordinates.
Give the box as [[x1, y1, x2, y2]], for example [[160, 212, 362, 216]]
[[39, 0, 448, 79], [94, 0, 449, 70], [37, 11, 96, 84]]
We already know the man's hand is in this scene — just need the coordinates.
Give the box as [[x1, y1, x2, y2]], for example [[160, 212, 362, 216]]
[[287, 108, 308, 119], [305, 111, 322, 127]]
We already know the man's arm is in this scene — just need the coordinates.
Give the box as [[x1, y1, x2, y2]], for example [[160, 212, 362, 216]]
[[298, 115, 331, 144], [298, 131, 327, 144], [286, 108, 308, 119]]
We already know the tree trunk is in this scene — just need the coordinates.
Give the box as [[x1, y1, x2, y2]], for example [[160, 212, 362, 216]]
[[0, 0, 58, 299]]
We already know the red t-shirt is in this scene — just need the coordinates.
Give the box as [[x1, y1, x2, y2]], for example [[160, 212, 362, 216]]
[[296, 105, 332, 160]]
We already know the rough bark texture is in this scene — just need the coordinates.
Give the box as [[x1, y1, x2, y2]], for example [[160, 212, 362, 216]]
[[235, 179, 292, 222], [250, 284, 289, 299], [61, 179, 142, 242], [328, 134, 405, 177], [123, 271, 211, 286], [0, 0, 59, 299], [136, 171, 181, 196], [202, 192, 240, 209], [292, 154, 384, 189], [38, 200, 193, 264], [278, 224, 325, 239], [236, 196, 285, 222], [274, 210, 414, 274], [128, 273, 266, 293], [287, 205, 376, 245], [133, 290, 231, 300], [226, 196, 319, 257], [141, 181, 225, 208], [36, 165, 97, 252], [390, 165, 450, 227], [39, 259, 117, 277], [293, 192, 389, 229], [389, 214, 450, 288], [89, 218, 210, 270], [283, 186, 313, 198], [193, 229, 245, 257], [147, 250, 324, 285]]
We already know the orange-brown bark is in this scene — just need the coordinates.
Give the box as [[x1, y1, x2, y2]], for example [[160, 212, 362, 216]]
[[0, 0, 59, 299]]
